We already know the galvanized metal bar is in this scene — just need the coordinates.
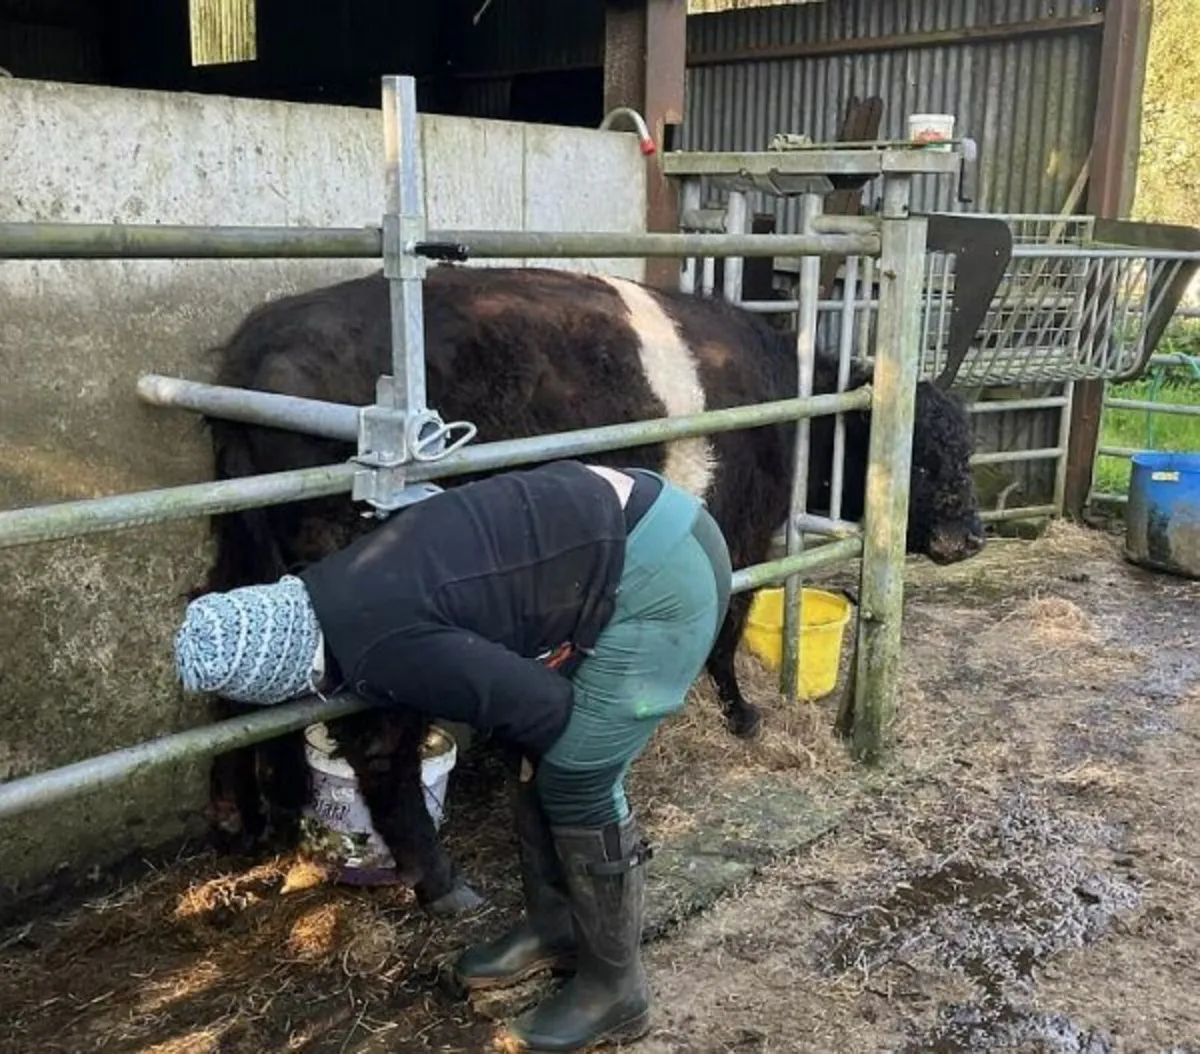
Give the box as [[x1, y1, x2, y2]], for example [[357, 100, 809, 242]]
[[851, 177, 927, 764], [721, 191, 748, 302], [812, 215, 880, 237], [1104, 398, 1200, 416], [0, 532, 866, 822], [830, 254, 859, 523], [730, 536, 864, 593], [0, 221, 384, 259], [780, 193, 823, 704], [967, 396, 1069, 414], [382, 74, 430, 416], [1053, 381, 1076, 515], [0, 223, 879, 261], [739, 298, 878, 314], [0, 694, 371, 822], [0, 463, 360, 551], [0, 389, 873, 550], [1012, 246, 1200, 261], [433, 229, 881, 260], [980, 504, 1059, 523], [795, 512, 862, 539], [970, 447, 1064, 466], [137, 375, 360, 441], [1097, 445, 1141, 459], [1090, 491, 1130, 504], [678, 178, 703, 295]]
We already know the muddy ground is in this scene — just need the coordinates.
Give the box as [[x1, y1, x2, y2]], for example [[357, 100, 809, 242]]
[[0, 522, 1197, 1054]]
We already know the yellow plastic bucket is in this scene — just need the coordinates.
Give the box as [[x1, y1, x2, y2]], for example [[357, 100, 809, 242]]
[[743, 587, 853, 700]]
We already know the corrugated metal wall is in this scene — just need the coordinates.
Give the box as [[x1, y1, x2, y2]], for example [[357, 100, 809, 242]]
[[0, 0, 105, 82], [681, 0, 1104, 221], [678, 0, 1107, 511]]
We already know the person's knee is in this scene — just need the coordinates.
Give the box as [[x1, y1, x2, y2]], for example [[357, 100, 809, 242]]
[[535, 760, 628, 828]]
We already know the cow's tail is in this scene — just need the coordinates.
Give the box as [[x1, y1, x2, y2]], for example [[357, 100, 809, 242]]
[[187, 415, 290, 600]]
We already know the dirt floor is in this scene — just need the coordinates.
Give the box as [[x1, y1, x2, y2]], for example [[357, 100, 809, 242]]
[[1, 522, 1198, 1054]]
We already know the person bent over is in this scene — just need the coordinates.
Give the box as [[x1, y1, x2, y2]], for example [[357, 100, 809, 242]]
[[172, 459, 732, 1053]]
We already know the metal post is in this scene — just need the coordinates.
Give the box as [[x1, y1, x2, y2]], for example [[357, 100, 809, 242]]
[[722, 190, 748, 302], [780, 193, 824, 702], [349, 76, 478, 516], [830, 253, 860, 521], [679, 178, 702, 294], [850, 176, 927, 763]]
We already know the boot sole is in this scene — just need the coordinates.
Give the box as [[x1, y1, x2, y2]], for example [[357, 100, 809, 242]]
[[457, 954, 578, 993], [516, 1008, 652, 1052]]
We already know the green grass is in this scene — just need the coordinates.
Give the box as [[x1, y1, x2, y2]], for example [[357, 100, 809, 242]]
[[1092, 320, 1200, 497]]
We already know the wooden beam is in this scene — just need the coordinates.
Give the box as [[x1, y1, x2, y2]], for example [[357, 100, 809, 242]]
[[1062, 0, 1154, 520], [604, 0, 687, 290]]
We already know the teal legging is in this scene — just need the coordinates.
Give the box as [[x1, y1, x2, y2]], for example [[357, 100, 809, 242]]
[[535, 476, 732, 827]]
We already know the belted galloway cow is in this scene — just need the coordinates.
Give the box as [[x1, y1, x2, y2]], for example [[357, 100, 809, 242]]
[[188, 263, 985, 912]]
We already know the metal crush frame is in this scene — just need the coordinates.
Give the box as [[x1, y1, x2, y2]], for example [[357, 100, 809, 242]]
[[0, 76, 967, 821], [687, 196, 1200, 526]]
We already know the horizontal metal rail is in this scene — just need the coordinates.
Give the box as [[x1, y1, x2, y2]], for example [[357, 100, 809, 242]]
[[0, 388, 873, 549], [0, 535, 865, 821], [971, 446, 1063, 466], [1104, 397, 1200, 417], [0, 221, 879, 260], [967, 396, 1069, 414], [137, 375, 360, 440], [1090, 491, 1130, 504], [1010, 246, 1200, 261], [980, 504, 1058, 522]]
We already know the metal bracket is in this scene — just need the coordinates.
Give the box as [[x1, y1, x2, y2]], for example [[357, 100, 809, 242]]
[[351, 377, 477, 516], [957, 136, 979, 205]]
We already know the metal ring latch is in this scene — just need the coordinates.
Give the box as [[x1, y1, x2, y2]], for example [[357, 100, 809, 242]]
[[411, 417, 478, 462]]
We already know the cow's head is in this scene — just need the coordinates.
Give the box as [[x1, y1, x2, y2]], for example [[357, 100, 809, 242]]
[[907, 380, 986, 564]]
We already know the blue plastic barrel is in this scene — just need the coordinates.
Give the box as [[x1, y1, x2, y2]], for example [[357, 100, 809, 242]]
[[1125, 451, 1200, 579]]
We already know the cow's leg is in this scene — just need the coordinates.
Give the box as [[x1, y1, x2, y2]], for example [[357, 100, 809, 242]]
[[332, 711, 484, 915], [705, 595, 762, 738], [208, 693, 271, 853], [256, 730, 311, 845]]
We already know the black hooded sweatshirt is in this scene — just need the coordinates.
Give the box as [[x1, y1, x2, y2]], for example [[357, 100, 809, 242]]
[[299, 460, 649, 758]]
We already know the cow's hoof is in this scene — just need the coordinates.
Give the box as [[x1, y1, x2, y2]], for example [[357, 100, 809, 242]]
[[426, 882, 486, 917], [725, 702, 762, 740]]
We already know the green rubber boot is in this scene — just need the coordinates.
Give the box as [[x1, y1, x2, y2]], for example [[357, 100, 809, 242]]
[[500, 814, 654, 1053], [454, 779, 577, 991]]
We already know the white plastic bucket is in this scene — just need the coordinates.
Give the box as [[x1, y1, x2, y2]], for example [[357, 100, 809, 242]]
[[299, 721, 457, 884], [908, 113, 956, 150]]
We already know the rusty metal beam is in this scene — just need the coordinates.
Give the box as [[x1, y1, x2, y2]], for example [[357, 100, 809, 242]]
[[604, 0, 688, 290], [688, 13, 1106, 69], [1063, 0, 1154, 520]]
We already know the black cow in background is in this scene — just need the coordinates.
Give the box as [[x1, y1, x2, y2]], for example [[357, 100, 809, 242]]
[[188, 264, 985, 912]]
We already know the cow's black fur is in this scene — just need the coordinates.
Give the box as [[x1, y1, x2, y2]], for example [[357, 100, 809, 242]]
[[189, 264, 984, 909]]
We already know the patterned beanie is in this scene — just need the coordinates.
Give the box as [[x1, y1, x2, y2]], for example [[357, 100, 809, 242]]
[[174, 575, 323, 706]]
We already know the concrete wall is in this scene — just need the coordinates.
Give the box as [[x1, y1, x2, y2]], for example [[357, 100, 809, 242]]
[[0, 78, 648, 902]]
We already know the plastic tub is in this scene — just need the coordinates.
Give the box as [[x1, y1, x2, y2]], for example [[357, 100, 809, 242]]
[[743, 586, 854, 700], [1125, 450, 1200, 579], [908, 113, 956, 151], [299, 722, 458, 885]]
